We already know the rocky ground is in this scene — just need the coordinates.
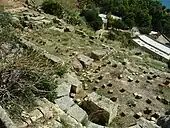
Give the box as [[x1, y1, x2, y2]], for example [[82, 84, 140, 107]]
[[0, 1, 170, 128]]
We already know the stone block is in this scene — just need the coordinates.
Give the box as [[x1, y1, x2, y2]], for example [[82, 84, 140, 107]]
[[29, 109, 43, 122], [67, 104, 88, 125], [87, 121, 105, 128], [91, 50, 107, 60], [54, 96, 75, 112], [77, 54, 94, 67], [55, 82, 71, 97], [88, 92, 118, 125]]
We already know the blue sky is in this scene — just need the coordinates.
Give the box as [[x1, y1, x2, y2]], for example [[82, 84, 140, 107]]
[[161, 0, 170, 8]]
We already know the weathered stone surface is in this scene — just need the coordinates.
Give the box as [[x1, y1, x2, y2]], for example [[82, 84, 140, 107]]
[[0, 106, 17, 128], [134, 112, 143, 119], [133, 93, 142, 99], [60, 72, 82, 93], [137, 117, 160, 128], [29, 109, 43, 122], [77, 54, 94, 67], [49, 26, 64, 33], [38, 106, 53, 119], [55, 82, 71, 97], [157, 115, 170, 128], [30, 16, 45, 21], [128, 125, 141, 128], [44, 53, 62, 63], [91, 50, 107, 60], [64, 26, 74, 32], [54, 96, 75, 112], [88, 92, 118, 124], [75, 30, 88, 37], [40, 98, 85, 128], [67, 104, 88, 125], [86, 121, 105, 128], [72, 59, 83, 72]]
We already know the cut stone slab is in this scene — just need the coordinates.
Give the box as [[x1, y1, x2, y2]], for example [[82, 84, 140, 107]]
[[77, 54, 94, 67], [88, 92, 118, 125], [67, 104, 88, 125], [55, 82, 71, 97], [91, 50, 107, 60], [72, 59, 83, 72], [49, 26, 64, 33], [54, 96, 75, 112], [137, 117, 160, 128], [29, 109, 43, 122], [44, 53, 62, 64], [0, 106, 17, 128], [87, 121, 106, 128], [60, 72, 82, 93]]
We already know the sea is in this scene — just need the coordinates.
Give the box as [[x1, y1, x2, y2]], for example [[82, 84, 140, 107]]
[[161, 0, 170, 8]]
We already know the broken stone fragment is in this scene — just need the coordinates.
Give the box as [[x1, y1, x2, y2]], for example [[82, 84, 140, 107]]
[[77, 54, 94, 67], [135, 79, 140, 83], [93, 86, 100, 91], [108, 89, 114, 94], [133, 93, 142, 99], [107, 82, 113, 87], [128, 76, 133, 82], [134, 112, 143, 119], [144, 107, 152, 115], [72, 59, 83, 72], [91, 50, 107, 60], [98, 75, 104, 80], [95, 79, 100, 83], [156, 96, 162, 100], [110, 96, 118, 102], [151, 112, 160, 119], [101, 84, 106, 89], [70, 93, 76, 98], [127, 100, 136, 107], [161, 98, 169, 105], [146, 99, 152, 104], [64, 26, 74, 32], [120, 88, 126, 93], [163, 80, 170, 85], [150, 117, 157, 122], [84, 83, 88, 90], [29, 109, 43, 122], [118, 74, 123, 79]]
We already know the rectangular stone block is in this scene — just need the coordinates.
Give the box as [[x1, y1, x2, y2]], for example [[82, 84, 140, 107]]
[[67, 104, 88, 125], [54, 96, 75, 112]]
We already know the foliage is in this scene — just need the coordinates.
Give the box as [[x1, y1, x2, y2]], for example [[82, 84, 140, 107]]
[[41, 0, 64, 18], [0, 12, 16, 43], [80, 9, 103, 30], [81, 0, 170, 36], [42, 0, 85, 26]]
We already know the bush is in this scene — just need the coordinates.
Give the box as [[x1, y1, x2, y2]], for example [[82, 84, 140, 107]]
[[41, 0, 64, 18], [80, 9, 103, 30], [0, 12, 15, 43], [139, 27, 151, 34]]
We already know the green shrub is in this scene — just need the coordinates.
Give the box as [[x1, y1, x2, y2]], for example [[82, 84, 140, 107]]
[[139, 27, 151, 34], [0, 12, 15, 43], [80, 9, 103, 30], [41, 0, 64, 18]]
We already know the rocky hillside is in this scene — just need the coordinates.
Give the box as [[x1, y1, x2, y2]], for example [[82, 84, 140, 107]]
[[0, 1, 170, 128]]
